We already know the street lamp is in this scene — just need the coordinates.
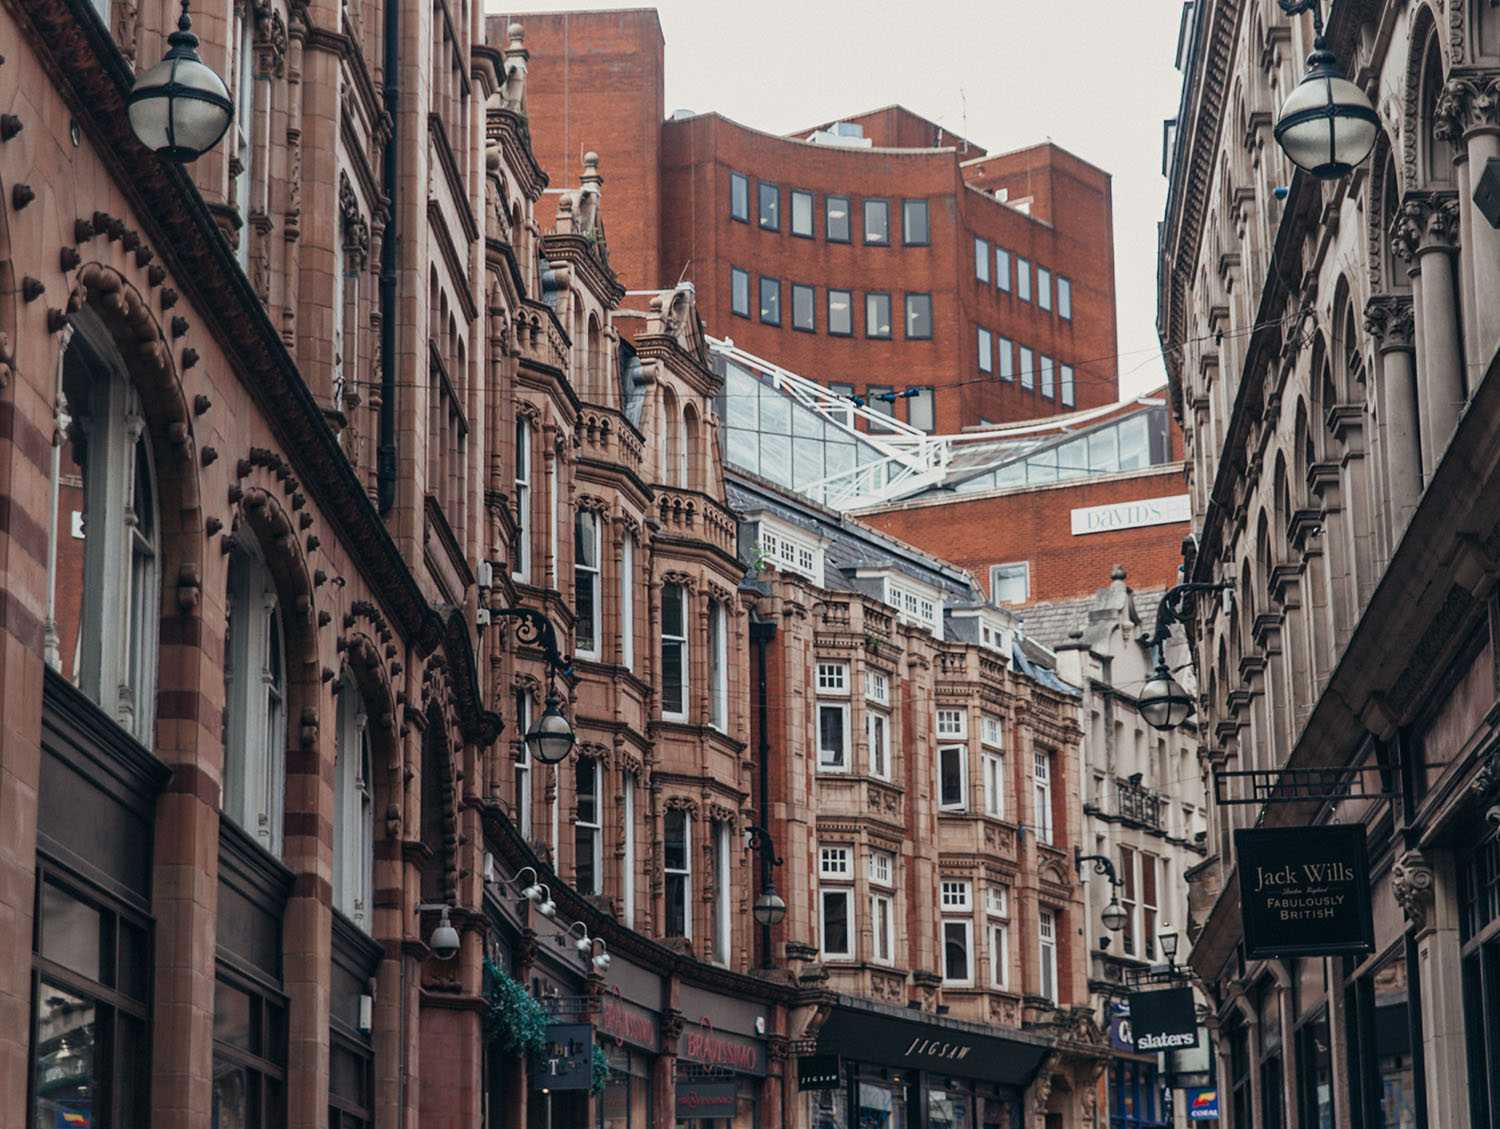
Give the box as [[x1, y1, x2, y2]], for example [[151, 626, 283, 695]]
[[490, 607, 575, 764], [1138, 581, 1232, 732], [745, 825, 786, 961], [1160, 925, 1180, 970], [526, 692, 575, 765], [126, 1, 234, 162], [1272, 0, 1379, 179], [1074, 846, 1129, 933], [754, 890, 788, 927]]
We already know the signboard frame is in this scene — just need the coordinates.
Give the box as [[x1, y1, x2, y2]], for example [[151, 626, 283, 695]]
[[1125, 986, 1197, 1052], [1235, 825, 1374, 959]]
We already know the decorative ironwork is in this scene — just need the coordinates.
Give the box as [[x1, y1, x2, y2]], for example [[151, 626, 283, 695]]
[[1074, 846, 1125, 888], [745, 825, 784, 867], [1212, 765, 1397, 806], [1116, 776, 1164, 829], [492, 606, 572, 675]]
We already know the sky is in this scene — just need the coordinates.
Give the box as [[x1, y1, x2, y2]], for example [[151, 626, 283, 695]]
[[487, 0, 1189, 400]]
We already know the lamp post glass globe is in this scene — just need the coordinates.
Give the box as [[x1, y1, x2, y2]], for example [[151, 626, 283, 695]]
[[1160, 928, 1180, 962], [1274, 44, 1378, 178], [526, 694, 575, 764], [1140, 665, 1195, 731], [126, 1, 234, 162], [1101, 897, 1128, 933], [753, 890, 787, 927]]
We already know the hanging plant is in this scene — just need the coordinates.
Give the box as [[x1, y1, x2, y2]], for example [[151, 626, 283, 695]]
[[591, 1043, 610, 1093], [482, 958, 550, 1058]]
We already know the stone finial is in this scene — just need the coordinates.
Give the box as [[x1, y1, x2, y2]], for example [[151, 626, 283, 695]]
[[1391, 848, 1435, 932], [1110, 564, 1127, 581], [501, 24, 529, 113]]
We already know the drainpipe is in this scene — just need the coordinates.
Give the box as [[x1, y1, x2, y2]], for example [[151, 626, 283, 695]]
[[376, 0, 400, 515]]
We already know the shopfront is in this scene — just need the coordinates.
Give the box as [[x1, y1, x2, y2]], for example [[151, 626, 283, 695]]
[[598, 988, 660, 1129], [807, 999, 1051, 1129], [674, 1014, 767, 1129]]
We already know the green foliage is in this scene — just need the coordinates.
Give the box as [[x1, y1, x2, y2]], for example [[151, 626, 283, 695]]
[[591, 1043, 610, 1093], [482, 959, 549, 1059]]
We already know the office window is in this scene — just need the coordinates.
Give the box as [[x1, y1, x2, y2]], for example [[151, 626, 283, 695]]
[[1039, 909, 1058, 1001], [905, 293, 932, 339], [821, 888, 854, 959], [712, 820, 731, 965], [620, 532, 635, 670], [867, 710, 890, 779], [978, 328, 993, 374], [818, 662, 849, 693], [820, 846, 852, 877], [760, 276, 782, 325], [941, 880, 972, 910], [1040, 355, 1054, 399], [996, 247, 1011, 292], [828, 289, 853, 336], [730, 171, 749, 222], [866, 293, 892, 338], [997, 336, 1014, 381], [1037, 266, 1052, 311], [707, 598, 727, 730], [1019, 346, 1034, 390], [574, 757, 601, 895], [867, 385, 896, 433], [981, 715, 1003, 747], [1058, 276, 1073, 320], [1017, 258, 1032, 302], [868, 850, 894, 886], [731, 267, 750, 318], [1033, 750, 1054, 844], [989, 920, 1010, 988], [939, 745, 967, 810], [792, 283, 816, 332], [513, 418, 531, 580], [664, 808, 691, 937], [661, 583, 688, 720], [791, 189, 814, 237], [943, 919, 973, 984], [907, 387, 935, 432], [826, 195, 851, 242], [871, 892, 894, 964], [991, 561, 1029, 604], [983, 753, 1005, 818], [1061, 364, 1075, 407], [975, 237, 991, 283], [937, 708, 967, 738], [758, 181, 779, 230], [863, 198, 890, 244], [574, 509, 600, 658], [819, 703, 850, 771], [903, 199, 929, 245], [865, 670, 890, 704]]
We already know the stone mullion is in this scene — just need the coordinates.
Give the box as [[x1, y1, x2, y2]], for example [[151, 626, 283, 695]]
[[1365, 297, 1421, 536]]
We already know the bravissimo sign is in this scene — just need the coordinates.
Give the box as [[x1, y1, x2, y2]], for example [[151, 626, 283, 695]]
[[1235, 825, 1373, 958]]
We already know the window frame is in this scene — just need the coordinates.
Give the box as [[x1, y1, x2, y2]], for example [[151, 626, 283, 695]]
[[1040, 355, 1055, 400], [1057, 276, 1073, 320], [730, 171, 750, 223], [871, 890, 895, 965], [907, 387, 935, 432], [902, 198, 930, 245], [978, 327, 993, 374], [942, 918, 974, 985], [513, 417, 531, 580], [730, 266, 751, 319], [707, 598, 728, 731], [712, 819, 732, 965], [904, 292, 933, 340], [1017, 257, 1032, 302], [991, 561, 1030, 605], [790, 189, 815, 238], [863, 198, 890, 245], [939, 744, 968, 811], [620, 532, 635, 670], [792, 282, 817, 332], [1033, 750, 1054, 844], [826, 195, 851, 243], [1061, 364, 1075, 408], [827, 289, 854, 336], [974, 236, 991, 283], [661, 583, 689, 721], [758, 180, 780, 231], [1037, 265, 1052, 312], [820, 887, 855, 960], [996, 247, 1012, 292], [865, 292, 892, 339], [574, 757, 602, 896], [818, 702, 851, 773], [997, 336, 1014, 382], [333, 676, 374, 932], [1039, 908, 1058, 1001], [664, 807, 692, 938], [937, 708, 968, 739], [982, 752, 1005, 819], [1020, 346, 1035, 391], [867, 708, 891, 780], [759, 275, 782, 326], [573, 508, 601, 660]]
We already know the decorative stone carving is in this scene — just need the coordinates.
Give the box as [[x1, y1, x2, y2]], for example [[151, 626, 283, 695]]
[[1364, 295, 1416, 351], [1391, 192, 1461, 262], [338, 172, 370, 267], [1434, 75, 1500, 142], [1391, 848, 1435, 930]]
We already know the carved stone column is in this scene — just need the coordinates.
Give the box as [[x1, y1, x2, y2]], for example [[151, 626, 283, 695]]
[[1364, 296, 1421, 534], [1437, 75, 1500, 366], [1393, 194, 1465, 477]]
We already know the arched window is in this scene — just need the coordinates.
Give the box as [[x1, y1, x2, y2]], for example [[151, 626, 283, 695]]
[[683, 403, 700, 487], [334, 673, 374, 931], [223, 531, 287, 855], [50, 318, 160, 746], [587, 314, 604, 397], [1419, 34, 1455, 186]]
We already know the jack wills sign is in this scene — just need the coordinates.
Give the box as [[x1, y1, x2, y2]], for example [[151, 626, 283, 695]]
[[1236, 825, 1373, 959]]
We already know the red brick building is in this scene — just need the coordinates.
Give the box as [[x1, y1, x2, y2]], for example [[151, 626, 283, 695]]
[[490, 9, 1120, 434]]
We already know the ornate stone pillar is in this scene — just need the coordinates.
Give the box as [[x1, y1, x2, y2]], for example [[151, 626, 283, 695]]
[[1393, 194, 1465, 477], [1437, 75, 1500, 367], [1364, 297, 1422, 531]]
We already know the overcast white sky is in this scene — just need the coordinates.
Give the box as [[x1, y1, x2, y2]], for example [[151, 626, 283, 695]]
[[490, 0, 1188, 399]]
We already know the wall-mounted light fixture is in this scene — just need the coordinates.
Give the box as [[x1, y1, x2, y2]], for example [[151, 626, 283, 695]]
[[126, 1, 234, 162], [1159, 925, 1180, 971], [490, 607, 576, 763], [1272, 0, 1379, 179], [1074, 846, 1128, 933], [1139, 581, 1233, 732], [500, 865, 557, 918]]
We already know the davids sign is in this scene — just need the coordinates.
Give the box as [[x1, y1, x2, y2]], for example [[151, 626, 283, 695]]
[[1236, 825, 1373, 959], [1126, 987, 1197, 1051]]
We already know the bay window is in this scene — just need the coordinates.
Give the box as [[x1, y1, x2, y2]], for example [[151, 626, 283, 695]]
[[574, 509, 600, 659], [939, 746, 967, 810], [661, 583, 688, 720], [664, 808, 691, 937], [575, 758, 601, 896], [708, 598, 727, 730], [867, 710, 890, 779], [821, 887, 853, 959]]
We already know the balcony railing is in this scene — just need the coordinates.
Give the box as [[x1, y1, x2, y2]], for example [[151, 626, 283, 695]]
[[1115, 777, 1163, 830]]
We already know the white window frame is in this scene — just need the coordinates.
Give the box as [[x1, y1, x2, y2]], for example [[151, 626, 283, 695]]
[[664, 808, 692, 938], [990, 562, 1030, 605], [1039, 908, 1058, 1002], [866, 709, 890, 780], [622, 773, 636, 927], [981, 715, 1003, 748], [1034, 750, 1054, 844], [333, 673, 373, 932], [513, 417, 531, 581], [224, 534, 287, 856], [817, 662, 849, 694], [574, 757, 602, 896], [1057, 275, 1072, 320], [988, 921, 1010, 989], [819, 845, 852, 878], [982, 752, 1005, 818], [708, 598, 728, 731], [940, 880, 972, 910], [868, 850, 894, 886], [514, 691, 532, 840], [620, 531, 635, 670], [974, 236, 991, 283], [818, 702, 850, 773], [942, 919, 973, 985], [871, 891, 895, 965], [939, 745, 968, 811], [865, 669, 889, 705], [986, 884, 1009, 917], [713, 820, 732, 966], [661, 583, 689, 721], [820, 887, 855, 960], [936, 708, 967, 739], [574, 508, 601, 659]]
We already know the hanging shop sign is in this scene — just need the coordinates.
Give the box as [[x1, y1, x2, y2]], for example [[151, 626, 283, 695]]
[[1187, 1088, 1220, 1120], [675, 1079, 739, 1120], [1126, 986, 1197, 1051], [533, 1023, 593, 1091], [1235, 825, 1374, 958], [1108, 1003, 1133, 1051], [798, 1054, 842, 1090]]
